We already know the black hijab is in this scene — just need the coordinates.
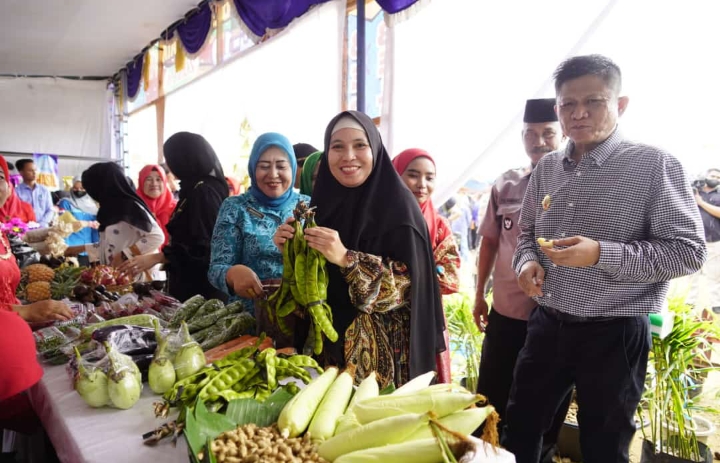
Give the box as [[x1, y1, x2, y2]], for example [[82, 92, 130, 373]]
[[82, 162, 153, 232], [293, 143, 319, 166], [311, 110, 445, 380], [163, 132, 229, 245]]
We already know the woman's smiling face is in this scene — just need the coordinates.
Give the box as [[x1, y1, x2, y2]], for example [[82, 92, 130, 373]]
[[328, 128, 373, 188], [255, 147, 292, 197]]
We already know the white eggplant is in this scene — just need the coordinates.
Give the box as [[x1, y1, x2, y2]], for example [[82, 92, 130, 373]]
[[105, 342, 142, 409], [148, 319, 176, 394], [173, 321, 206, 380], [73, 347, 109, 408]]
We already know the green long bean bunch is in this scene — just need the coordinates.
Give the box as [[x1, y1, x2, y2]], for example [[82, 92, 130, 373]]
[[155, 335, 323, 416], [267, 201, 338, 355]]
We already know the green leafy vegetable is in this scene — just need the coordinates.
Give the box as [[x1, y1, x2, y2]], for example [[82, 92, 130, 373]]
[[225, 388, 294, 427]]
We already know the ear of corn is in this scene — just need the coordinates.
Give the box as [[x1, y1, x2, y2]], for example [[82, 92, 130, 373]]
[[335, 371, 379, 435], [353, 389, 482, 425], [307, 370, 354, 442], [333, 437, 445, 463], [319, 412, 430, 461], [278, 367, 338, 438], [352, 371, 380, 403], [392, 370, 436, 396], [405, 406, 495, 441]]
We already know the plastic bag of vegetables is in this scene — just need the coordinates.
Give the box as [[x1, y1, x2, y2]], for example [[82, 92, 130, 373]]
[[104, 342, 143, 409], [148, 319, 175, 394], [73, 347, 110, 408], [165, 321, 206, 381]]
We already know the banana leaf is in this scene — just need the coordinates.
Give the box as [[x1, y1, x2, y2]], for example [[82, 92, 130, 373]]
[[224, 388, 294, 427]]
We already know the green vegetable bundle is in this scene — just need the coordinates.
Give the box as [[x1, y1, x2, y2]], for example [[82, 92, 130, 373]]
[[267, 201, 337, 355], [166, 295, 255, 351], [157, 335, 323, 416]]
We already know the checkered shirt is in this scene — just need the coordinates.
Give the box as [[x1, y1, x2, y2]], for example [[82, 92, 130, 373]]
[[512, 128, 707, 317]]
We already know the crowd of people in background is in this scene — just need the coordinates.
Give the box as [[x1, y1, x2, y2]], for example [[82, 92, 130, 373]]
[[2, 54, 719, 463]]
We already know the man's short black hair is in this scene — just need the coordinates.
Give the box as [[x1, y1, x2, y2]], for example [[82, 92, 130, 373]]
[[15, 159, 34, 171], [554, 54, 622, 96]]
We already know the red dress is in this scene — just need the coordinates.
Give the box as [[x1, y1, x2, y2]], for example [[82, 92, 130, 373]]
[[0, 232, 43, 431]]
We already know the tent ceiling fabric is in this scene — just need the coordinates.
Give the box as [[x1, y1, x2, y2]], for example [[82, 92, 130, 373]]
[[0, 0, 198, 77]]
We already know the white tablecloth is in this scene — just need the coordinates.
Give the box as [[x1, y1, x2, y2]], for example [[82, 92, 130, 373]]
[[29, 365, 187, 463], [27, 366, 514, 463]]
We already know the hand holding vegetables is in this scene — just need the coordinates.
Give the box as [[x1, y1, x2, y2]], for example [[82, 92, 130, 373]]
[[225, 265, 264, 299], [268, 202, 338, 355], [273, 216, 296, 252], [303, 227, 349, 268]]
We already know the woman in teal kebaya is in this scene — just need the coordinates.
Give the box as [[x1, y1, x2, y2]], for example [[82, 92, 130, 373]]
[[208, 133, 309, 315]]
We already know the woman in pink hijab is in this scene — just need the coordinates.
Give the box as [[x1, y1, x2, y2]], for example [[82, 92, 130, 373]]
[[393, 148, 461, 383]]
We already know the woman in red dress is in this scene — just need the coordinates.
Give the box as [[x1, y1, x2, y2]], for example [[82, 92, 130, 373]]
[[136, 164, 178, 248], [0, 157, 35, 224], [0, 155, 72, 432], [0, 156, 72, 322], [393, 148, 461, 384]]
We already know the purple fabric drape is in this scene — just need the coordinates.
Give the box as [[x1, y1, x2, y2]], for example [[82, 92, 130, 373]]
[[232, 0, 330, 38], [176, 3, 213, 54], [125, 54, 144, 99], [376, 0, 421, 14]]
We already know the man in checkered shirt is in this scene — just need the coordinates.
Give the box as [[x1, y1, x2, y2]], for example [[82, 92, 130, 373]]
[[503, 55, 707, 463]]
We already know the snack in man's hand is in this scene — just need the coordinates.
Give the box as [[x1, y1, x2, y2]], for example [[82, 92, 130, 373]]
[[537, 238, 554, 248]]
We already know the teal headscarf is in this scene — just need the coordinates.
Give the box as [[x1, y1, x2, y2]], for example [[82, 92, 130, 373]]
[[299, 151, 322, 196], [248, 132, 297, 208]]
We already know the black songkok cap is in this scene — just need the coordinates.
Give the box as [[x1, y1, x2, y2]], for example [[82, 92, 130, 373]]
[[523, 98, 557, 123]]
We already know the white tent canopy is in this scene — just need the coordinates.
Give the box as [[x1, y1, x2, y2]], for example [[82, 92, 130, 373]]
[[0, 0, 201, 176], [0, 0, 197, 77]]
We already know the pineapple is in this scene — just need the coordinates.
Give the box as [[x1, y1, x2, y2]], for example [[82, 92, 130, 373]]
[[25, 264, 55, 283], [50, 265, 84, 300], [26, 281, 51, 302]]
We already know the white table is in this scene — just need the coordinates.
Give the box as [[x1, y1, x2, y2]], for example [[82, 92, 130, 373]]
[[29, 365, 187, 463], [28, 366, 515, 463]]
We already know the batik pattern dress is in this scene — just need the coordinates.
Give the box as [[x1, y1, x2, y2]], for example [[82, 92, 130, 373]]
[[341, 250, 412, 388]]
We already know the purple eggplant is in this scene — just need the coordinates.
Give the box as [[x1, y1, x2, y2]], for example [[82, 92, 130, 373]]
[[91, 325, 157, 356]]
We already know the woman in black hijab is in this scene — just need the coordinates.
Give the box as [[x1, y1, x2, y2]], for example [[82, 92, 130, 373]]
[[274, 111, 445, 387], [120, 132, 229, 302], [65, 163, 165, 277]]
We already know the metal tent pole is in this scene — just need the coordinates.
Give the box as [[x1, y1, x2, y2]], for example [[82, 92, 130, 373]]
[[356, 0, 366, 113]]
